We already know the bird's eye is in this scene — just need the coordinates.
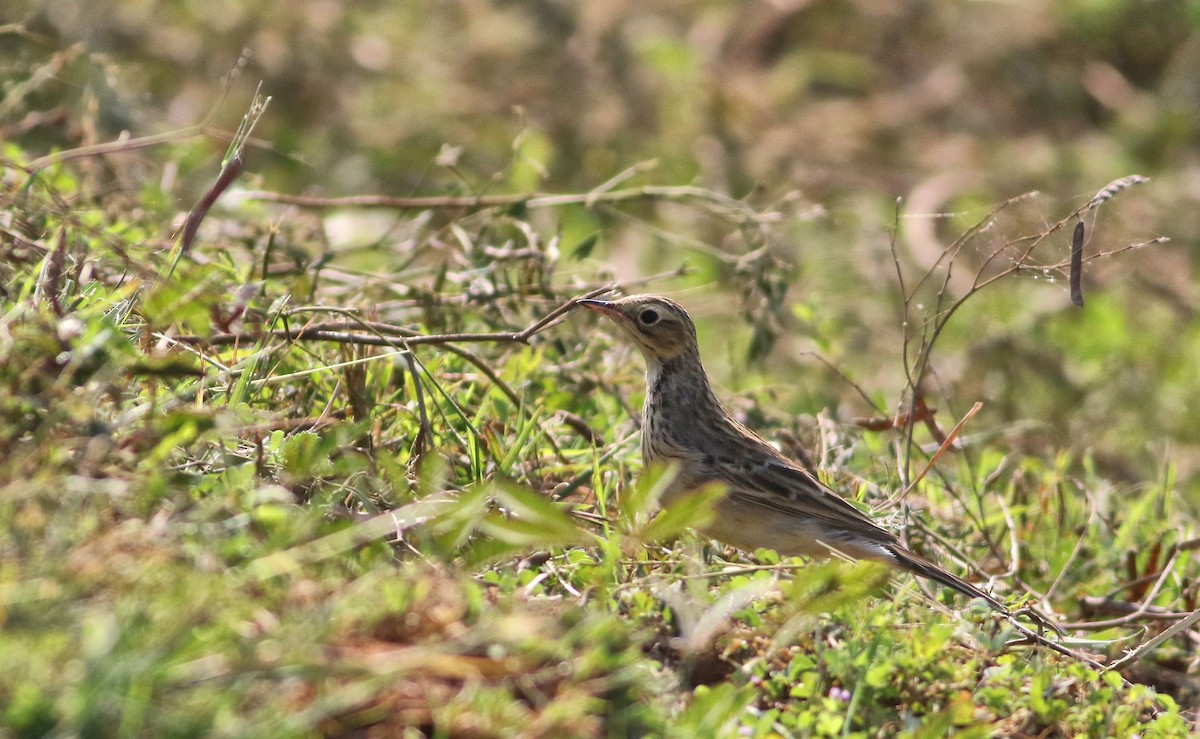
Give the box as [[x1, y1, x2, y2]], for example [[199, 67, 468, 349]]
[[638, 308, 660, 326]]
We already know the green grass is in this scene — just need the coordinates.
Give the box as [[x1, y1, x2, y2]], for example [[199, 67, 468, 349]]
[[0, 142, 1194, 737]]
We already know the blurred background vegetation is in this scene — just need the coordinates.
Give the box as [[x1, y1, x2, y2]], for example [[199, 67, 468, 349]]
[[3, 0, 1199, 734]]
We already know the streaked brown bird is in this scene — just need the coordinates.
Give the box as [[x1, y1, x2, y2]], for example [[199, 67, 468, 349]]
[[579, 293, 1007, 613]]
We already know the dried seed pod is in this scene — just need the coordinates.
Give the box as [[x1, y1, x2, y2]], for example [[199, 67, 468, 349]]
[[1070, 221, 1085, 307], [1087, 175, 1149, 211]]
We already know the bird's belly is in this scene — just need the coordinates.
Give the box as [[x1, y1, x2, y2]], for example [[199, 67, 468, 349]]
[[702, 496, 891, 562]]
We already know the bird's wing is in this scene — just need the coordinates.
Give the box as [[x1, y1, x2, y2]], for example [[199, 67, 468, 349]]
[[712, 456, 1011, 609], [709, 455, 898, 542]]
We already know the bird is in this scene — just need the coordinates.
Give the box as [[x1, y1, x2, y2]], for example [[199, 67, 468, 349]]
[[578, 293, 1009, 614]]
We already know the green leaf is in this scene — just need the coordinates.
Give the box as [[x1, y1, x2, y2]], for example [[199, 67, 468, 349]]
[[617, 462, 680, 531], [429, 485, 492, 551], [674, 683, 754, 737], [497, 406, 542, 475], [492, 482, 583, 545], [637, 482, 724, 544], [1030, 671, 1049, 717], [864, 661, 891, 689], [571, 232, 600, 259], [141, 262, 229, 336]]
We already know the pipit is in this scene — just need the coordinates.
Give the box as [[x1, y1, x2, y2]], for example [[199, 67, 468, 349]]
[[580, 294, 1007, 613]]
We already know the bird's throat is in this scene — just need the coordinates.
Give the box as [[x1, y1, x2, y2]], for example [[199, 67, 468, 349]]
[[641, 353, 722, 467]]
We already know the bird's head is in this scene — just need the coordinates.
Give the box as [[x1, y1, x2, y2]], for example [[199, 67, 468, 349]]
[[578, 294, 700, 364]]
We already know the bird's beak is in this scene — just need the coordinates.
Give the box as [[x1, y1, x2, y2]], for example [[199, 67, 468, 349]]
[[577, 299, 621, 319]]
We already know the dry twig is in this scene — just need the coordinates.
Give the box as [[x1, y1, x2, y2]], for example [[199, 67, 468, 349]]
[[173, 286, 612, 349]]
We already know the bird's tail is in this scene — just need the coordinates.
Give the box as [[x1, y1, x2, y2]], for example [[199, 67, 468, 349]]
[[887, 545, 1010, 616]]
